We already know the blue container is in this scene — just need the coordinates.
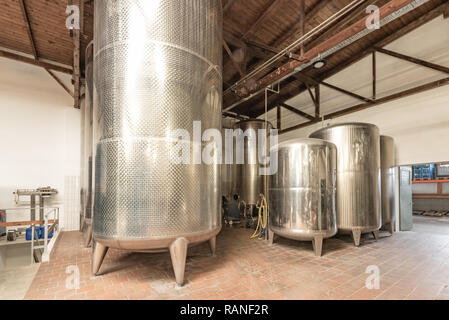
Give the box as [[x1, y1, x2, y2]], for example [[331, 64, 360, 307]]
[[413, 167, 422, 179], [421, 164, 435, 179], [25, 227, 41, 241], [413, 164, 436, 180], [430, 164, 437, 179], [39, 226, 54, 239]]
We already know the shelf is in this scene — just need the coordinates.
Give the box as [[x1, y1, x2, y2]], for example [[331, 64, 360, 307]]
[[412, 179, 449, 184], [413, 194, 449, 199], [0, 234, 31, 247]]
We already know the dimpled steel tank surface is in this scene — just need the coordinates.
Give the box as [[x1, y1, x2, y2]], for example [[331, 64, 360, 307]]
[[380, 135, 396, 235], [91, 0, 223, 286], [309, 123, 382, 246], [268, 139, 338, 256]]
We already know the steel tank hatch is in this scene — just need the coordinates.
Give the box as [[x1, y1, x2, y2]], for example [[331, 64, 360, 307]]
[[91, 0, 223, 286]]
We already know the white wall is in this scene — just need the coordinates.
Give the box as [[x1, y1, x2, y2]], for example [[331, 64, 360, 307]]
[[0, 57, 80, 231]]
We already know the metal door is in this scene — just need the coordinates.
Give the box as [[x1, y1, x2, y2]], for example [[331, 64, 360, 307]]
[[399, 166, 413, 231]]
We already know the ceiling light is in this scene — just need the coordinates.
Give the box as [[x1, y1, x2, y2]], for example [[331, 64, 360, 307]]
[[313, 59, 326, 69]]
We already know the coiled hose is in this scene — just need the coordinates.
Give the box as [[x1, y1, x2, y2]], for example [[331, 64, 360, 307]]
[[251, 195, 268, 239]]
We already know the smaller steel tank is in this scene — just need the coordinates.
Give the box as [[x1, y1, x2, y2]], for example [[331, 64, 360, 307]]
[[380, 135, 396, 234], [232, 119, 273, 206], [269, 138, 337, 256], [310, 123, 381, 246], [221, 126, 234, 199]]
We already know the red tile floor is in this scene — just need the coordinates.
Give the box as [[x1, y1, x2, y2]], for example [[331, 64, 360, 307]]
[[24, 218, 449, 300]]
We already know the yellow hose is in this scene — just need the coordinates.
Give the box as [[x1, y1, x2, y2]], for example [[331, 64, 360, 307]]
[[251, 195, 268, 239]]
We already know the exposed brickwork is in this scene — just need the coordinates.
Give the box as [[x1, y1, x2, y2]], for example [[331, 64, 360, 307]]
[[24, 226, 449, 300]]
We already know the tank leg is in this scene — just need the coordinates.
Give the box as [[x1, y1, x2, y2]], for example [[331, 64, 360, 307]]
[[388, 223, 394, 235], [268, 229, 275, 246], [169, 237, 188, 286], [372, 230, 380, 241], [352, 228, 362, 247], [312, 235, 324, 257], [208, 236, 216, 256], [84, 221, 92, 248], [91, 240, 108, 276], [80, 217, 85, 232]]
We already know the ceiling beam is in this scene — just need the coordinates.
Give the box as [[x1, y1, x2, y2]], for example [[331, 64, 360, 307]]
[[45, 69, 74, 97], [223, 0, 238, 13], [245, 1, 449, 118], [223, 0, 329, 98], [304, 0, 371, 53], [280, 76, 449, 134], [19, 0, 75, 97], [295, 72, 374, 103], [18, 0, 38, 59], [223, 111, 249, 121], [0, 50, 73, 74], [273, 0, 331, 48], [299, 0, 305, 56], [223, 30, 246, 48], [223, 40, 245, 76], [234, 0, 422, 98], [376, 2, 449, 48], [305, 82, 317, 107], [242, 0, 285, 40], [71, 0, 81, 109], [243, 39, 279, 55], [314, 85, 320, 118], [279, 102, 315, 121], [375, 47, 449, 74], [3, 0, 76, 79]]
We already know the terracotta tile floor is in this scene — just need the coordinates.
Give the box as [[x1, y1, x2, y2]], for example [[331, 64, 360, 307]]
[[24, 220, 449, 300]]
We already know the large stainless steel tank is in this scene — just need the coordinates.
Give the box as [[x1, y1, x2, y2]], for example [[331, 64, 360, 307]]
[[83, 41, 94, 247], [269, 139, 337, 256], [310, 123, 381, 246], [233, 119, 273, 206], [380, 135, 396, 234], [91, 0, 223, 286]]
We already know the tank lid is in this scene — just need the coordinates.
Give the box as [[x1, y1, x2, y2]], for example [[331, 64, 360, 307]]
[[310, 122, 379, 136]]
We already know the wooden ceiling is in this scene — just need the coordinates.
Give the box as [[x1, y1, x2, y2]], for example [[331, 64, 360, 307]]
[[0, 0, 448, 121], [0, 0, 93, 71]]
